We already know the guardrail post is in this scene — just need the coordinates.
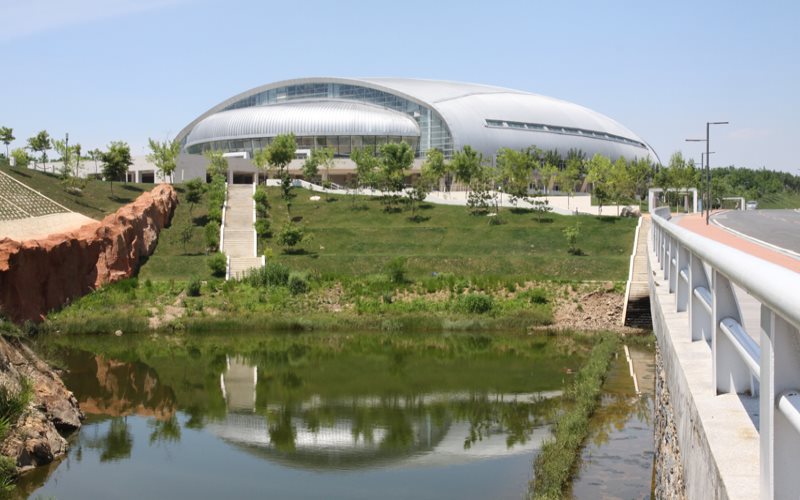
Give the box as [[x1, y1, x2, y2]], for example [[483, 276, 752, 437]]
[[689, 252, 712, 343], [663, 234, 671, 281], [676, 243, 690, 312], [760, 306, 800, 500], [713, 270, 749, 394], [669, 239, 679, 294]]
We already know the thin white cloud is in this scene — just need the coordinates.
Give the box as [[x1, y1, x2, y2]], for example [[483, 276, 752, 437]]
[[0, 0, 187, 41], [729, 127, 771, 141]]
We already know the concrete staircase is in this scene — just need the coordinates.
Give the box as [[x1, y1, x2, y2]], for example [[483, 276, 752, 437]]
[[623, 216, 653, 329], [222, 184, 263, 280]]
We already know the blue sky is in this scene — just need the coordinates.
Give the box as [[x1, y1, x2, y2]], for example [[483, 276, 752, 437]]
[[2, 0, 798, 174]]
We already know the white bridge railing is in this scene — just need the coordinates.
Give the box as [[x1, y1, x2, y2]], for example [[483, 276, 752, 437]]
[[651, 207, 800, 499]]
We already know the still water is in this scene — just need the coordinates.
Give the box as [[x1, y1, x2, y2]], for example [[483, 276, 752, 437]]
[[21, 332, 581, 499]]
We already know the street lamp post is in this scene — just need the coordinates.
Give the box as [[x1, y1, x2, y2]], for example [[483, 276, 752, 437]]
[[686, 121, 728, 224]]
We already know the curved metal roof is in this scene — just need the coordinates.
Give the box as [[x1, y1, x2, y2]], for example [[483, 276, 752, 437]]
[[178, 77, 657, 162], [184, 100, 419, 149]]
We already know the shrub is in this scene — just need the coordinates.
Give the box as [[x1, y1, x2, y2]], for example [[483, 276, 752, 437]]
[[255, 218, 271, 238], [277, 223, 304, 250], [207, 205, 222, 224], [207, 253, 227, 277], [457, 293, 494, 314], [253, 186, 270, 216], [204, 221, 220, 251], [563, 222, 582, 255], [519, 287, 549, 304], [288, 272, 310, 295], [186, 276, 202, 297], [384, 257, 407, 284]]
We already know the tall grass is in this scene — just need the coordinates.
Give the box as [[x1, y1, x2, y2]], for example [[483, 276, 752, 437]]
[[530, 333, 620, 499]]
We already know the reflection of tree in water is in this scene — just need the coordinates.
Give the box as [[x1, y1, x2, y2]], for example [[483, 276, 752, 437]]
[[149, 415, 181, 445], [453, 395, 557, 450], [268, 407, 297, 453], [589, 394, 652, 448], [82, 417, 133, 462]]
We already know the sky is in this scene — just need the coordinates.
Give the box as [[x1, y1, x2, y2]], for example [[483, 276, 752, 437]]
[[1, 0, 798, 174]]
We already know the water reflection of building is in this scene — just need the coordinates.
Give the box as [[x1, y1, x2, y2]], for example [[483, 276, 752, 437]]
[[213, 357, 559, 470]]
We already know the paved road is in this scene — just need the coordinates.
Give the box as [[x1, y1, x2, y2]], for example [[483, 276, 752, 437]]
[[713, 209, 800, 255]]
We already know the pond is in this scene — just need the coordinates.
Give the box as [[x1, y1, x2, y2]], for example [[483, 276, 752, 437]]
[[19, 332, 585, 499]]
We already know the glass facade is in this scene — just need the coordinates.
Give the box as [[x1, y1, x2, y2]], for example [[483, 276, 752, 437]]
[[211, 82, 453, 157], [186, 135, 420, 158], [484, 119, 648, 150]]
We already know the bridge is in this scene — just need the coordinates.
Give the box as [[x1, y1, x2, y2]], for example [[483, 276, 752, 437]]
[[647, 204, 800, 499]]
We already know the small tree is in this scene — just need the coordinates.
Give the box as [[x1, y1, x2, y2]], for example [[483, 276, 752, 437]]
[[204, 150, 228, 179], [147, 138, 181, 183], [563, 222, 582, 255], [253, 147, 270, 181], [11, 148, 29, 168], [277, 222, 305, 252], [100, 141, 133, 196], [267, 133, 297, 178], [351, 146, 379, 201], [0, 126, 14, 158], [558, 155, 582, 210], [52, 139, 73, 179], [27, 130, 51, 172], [422, 148, 448, 191], [586, 153, 613, 215], [451, 145, 483, 198], [377, 142, 414, 211], [88, 148, 102, 175], [185, 178, 205, 219]]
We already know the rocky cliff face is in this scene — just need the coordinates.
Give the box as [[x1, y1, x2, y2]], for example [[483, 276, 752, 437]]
[[0, 185, 178, 323], [0, 336, 83, 471]]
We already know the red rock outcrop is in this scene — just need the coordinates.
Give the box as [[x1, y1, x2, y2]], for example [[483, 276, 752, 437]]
[[0, 184, 178, 323]]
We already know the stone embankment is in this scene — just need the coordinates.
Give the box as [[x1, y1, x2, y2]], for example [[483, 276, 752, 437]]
[[0, 336, 83, 471], [0, 185, 178, 323]]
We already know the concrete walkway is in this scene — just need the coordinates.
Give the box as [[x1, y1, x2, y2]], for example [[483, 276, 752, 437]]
[[0, 212, 96, 241], [268, 179, 629, 216], [222, 185, 262, 279]]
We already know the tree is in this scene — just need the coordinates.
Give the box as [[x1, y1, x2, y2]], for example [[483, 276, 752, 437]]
[[11, 148, 29, 168], [267, 133, 297, 178], [407, 159, 437, 219], [204, 150, 228, 179], [277, 222, 305, 252], [451, 145, 482, 192], [378, 142, 414, 193], [302, 146, 334, 184], [74, 143, 82, 178], [628, 156, 655, 202], [27, 130, 51, 172], [558, 155, 582, 210], [0, 127, 14, 158], [52, 139, 73, 179], [351, 147, 379, 192], [496, 147, 533, 203], [538, 155, 559, 195], [586, 153, 613, 215], [88, 148, 102, 175], [422, 148, 448, 191], [609, 156, 634, 215], [147, 138, 181, 183], [253, 146, 270, 181], [185, 178, 205, 219], [100, 141, 133, 196]]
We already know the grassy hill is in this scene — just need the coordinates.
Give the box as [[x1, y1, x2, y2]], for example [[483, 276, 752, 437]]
[[757, 192, 800, 209], [141, 186, 637, 282], [0, 167, 638, 282], [0, 165, 148, 219]]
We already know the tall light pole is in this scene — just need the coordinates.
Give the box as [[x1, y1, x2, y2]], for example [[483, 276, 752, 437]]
[[687, 120, 728, 224]]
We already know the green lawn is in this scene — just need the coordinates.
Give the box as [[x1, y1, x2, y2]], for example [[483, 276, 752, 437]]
[[0, 165, 149, 219], [260, 188, 636, 281]]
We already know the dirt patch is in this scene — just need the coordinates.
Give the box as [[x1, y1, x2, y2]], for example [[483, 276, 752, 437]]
[[148, 292, 187, 329], [550, 285, 640, 333]]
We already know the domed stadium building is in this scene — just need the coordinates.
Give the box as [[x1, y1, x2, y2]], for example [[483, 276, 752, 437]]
[[160, 77, 657, 185]]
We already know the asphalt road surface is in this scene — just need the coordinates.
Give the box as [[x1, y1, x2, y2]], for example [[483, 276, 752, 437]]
[[713, 209, 800, 255]]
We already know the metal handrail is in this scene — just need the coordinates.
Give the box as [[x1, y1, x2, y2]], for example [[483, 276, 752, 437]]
[[651, 210, 800, 332]]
